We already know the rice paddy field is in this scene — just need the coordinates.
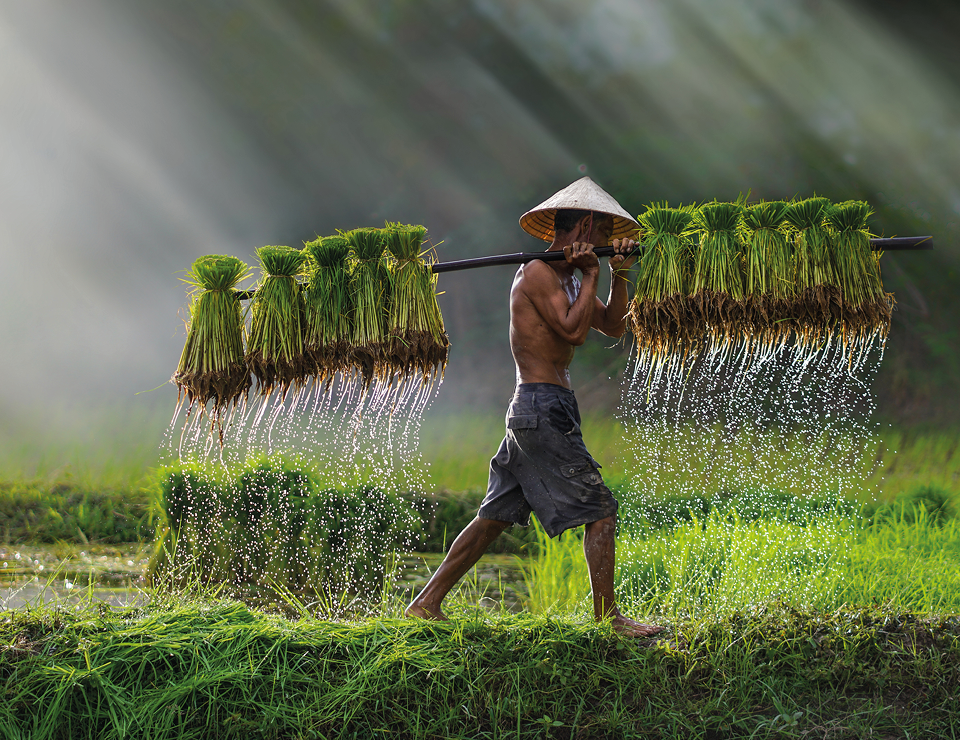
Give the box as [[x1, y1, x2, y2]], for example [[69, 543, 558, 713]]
[[2, 414, 960, 738]]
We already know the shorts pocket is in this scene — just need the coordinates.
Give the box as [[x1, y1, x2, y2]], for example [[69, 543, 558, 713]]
[[507, 414, 538, 430], [559, 458, 603, 487]]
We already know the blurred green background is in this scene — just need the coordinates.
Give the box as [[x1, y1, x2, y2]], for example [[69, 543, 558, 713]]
[[1, 0, 958, 480]]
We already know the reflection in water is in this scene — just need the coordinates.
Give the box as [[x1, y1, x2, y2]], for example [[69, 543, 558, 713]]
[[0, 544, 526, 615], [0, 544, 150, 610]]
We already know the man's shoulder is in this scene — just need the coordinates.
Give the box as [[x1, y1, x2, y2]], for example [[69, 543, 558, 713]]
[[516, 258, 559, 289]]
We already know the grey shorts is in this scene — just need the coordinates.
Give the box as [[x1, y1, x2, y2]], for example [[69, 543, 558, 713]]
[[477, 383, 618, 538]]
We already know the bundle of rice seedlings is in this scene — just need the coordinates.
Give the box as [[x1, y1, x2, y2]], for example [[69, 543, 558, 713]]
[[741, 200, 792, 334], [691, 201, 744, 335], [627, 205, 696, 358], [246, 245, 308, 396], [825, 200, 892, 334], [784, 197, 839, 334], [303, 235, 353, 381], [383, 222, 449, 379], [173, 254, 251, 414], [347, 227, 392, 385]]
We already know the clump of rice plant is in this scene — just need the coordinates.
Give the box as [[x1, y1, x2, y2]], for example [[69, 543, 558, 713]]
[[347, 227, 392, 385], [149, 459, 422, 606], [741, 200, 792, 333], [826, 201, 892, 334], [246, 245, 308, 396], [785, 197, 839, 332], [691, 201, 744, 334], [383, 222, 449, 379], [628, 205, 696, 358], [303, 235, 353, 381], [173, 254, 251, 415]]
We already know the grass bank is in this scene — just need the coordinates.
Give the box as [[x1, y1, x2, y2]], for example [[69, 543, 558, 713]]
[[2, 598, 958, 739]]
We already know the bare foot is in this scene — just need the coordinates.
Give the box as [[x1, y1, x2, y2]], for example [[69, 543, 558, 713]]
[[405, 602, 449, 621], [610, 614, 664, 638]]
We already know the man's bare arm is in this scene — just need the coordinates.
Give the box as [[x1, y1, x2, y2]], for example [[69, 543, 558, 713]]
[[522, 247, 601, 347], [592, 238, 638, 338]]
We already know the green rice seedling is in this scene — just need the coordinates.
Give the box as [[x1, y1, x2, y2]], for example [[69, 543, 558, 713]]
[[691, 201, 744, 335], [347, 227, 392, 385], [627, 204, 697, 358], [383, 222, 449, 379], [825, 200, 892, 335], [148, 462, 233, 589], [173, 254, 251, 414], [302, 234, 353, 381], [784, 197, 839, 336], [147, 458, 422, 608], [741, 200, 792, 335], [246, 245, 308, 396]]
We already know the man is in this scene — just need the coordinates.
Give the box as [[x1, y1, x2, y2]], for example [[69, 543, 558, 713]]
[[407, 177, 662, 637]]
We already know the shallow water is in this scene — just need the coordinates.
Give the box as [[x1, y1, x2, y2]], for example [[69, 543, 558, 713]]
[[0, 544, 150, 610], [0, 544, 527, 614]]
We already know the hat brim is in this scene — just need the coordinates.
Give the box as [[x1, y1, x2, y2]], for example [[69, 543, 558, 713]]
[[518, 176, 641, 245], [519, 209, 640, 245]]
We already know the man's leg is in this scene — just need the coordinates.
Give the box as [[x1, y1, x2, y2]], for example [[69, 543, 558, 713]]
[[406, 516, 511, 620], [583, 515, 663, 637]]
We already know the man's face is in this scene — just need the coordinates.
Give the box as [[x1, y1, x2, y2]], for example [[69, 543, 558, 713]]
[[586, 215, 614, 246]]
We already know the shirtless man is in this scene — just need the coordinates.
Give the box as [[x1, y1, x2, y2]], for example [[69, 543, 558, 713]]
[[407, 179, 662, 638]]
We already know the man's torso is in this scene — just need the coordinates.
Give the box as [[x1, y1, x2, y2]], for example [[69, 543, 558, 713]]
[[508, 259, 581, 388]]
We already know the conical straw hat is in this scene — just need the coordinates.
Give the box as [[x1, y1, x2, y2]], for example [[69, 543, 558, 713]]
[[519, 176, 640, 244]]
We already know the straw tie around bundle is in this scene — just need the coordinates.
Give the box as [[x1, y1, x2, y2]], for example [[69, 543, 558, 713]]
[[173, 254, 251, 414], [303, 235, 353, 382], [383, 222, 450, 380], [246, 245, 308, 396]]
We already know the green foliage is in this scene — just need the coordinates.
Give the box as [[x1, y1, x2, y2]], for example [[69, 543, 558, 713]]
[[523, 497, 960, 619], [692, 201, 744, 298], [346, 227, 392, 383], [628, 194, 896, 360], [785, 196, 836, 290], [741, 200, 791, 300], [246, 245, 308, 394], [383, 222, 449, 378], [0, 479, 149, 544], [302, 234, 353, 377], [173, 254, 251, 411], [182, 254, 251, 292], [1, 599, 959, 739], [149, 459, 421, 602], [827, 200, 887, 318], [634, 204, 695, 301]]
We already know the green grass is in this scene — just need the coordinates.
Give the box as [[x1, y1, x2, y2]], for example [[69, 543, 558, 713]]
[[0, 480, 150, 544], [1, 595, 958, 739], [4, 417, 960, 738], [523, 504, 960, 619], [1, 412, 959, 550]]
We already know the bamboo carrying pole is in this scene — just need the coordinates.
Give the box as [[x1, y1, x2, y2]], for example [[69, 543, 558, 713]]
[[429, 235, 932, 274], [233, 236, 931, 299]]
